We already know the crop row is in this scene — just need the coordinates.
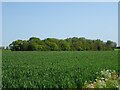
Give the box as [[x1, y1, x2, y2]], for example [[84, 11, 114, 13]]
[[2, 51, 119, 88]]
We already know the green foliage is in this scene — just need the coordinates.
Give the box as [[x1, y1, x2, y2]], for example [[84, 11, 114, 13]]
[[9, 37, 116, 51], [84, 69, 119, 88], [58, 40, 70, 51], [2, 51, 119, 88]]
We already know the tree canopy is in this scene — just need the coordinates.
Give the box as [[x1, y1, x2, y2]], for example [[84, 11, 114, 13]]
[[9, 37, 117, 51]]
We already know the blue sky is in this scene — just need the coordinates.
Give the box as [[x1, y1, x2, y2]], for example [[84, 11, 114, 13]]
[[2, 2, 118, 46]]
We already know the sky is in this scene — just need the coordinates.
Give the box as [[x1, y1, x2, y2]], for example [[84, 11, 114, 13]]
[[1, 0, 119, 2], [2, 2, 118, 46]]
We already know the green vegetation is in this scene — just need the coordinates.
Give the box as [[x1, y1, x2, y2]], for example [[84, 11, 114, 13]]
[[2, 51, 119, 88], [9, 37, 116, 51], [84, 69, 119, 88]]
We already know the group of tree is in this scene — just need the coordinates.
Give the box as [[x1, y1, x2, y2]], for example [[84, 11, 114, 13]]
[[116, 46, 120, 49], [0, 46, 9, 50], [0, 46, 5, 50], [9, 37, 117, 51]]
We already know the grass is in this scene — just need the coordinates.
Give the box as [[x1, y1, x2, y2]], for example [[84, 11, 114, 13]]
[[2, 51, 119, 88]]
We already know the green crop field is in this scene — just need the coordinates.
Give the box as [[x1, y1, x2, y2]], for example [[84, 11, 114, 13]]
[[2, 51, 119, 88]]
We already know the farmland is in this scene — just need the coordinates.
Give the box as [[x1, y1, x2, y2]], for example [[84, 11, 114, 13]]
[[2, 51, 119, 88]]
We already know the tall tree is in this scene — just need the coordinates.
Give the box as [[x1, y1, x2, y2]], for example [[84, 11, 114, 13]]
[[9, 37, 116, 51]]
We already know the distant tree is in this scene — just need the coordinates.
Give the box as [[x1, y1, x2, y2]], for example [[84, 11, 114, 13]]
[[49, 42, 59, 51], [106, 40, 113, 45], [21, 40, 29, 51], [71, 37, 79, 50], [117, 46, 120, 49], [36, 45, 43, 51], [43, 38, 59, 51], [106, 40, 115, 50], [9, 40, 23, 51], [28, 37, 40, 42], [27, 42, 38, 51], [9, 37, 117, 51], [59, 40, 70, 51], [6, 46, 9, 50], [0, 46, 5, 50], [111, 42, 117, 48]]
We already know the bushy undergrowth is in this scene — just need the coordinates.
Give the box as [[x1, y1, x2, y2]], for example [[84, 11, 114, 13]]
[[84, 69, 120, 88]]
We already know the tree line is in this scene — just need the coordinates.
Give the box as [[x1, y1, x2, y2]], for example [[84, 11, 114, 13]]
[[9, 37, 117, 51]]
